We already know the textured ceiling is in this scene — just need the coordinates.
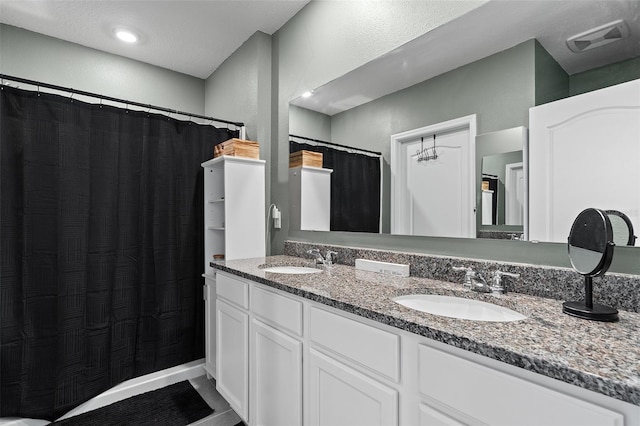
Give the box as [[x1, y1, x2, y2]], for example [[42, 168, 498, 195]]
[[0, 0, 310, 79]]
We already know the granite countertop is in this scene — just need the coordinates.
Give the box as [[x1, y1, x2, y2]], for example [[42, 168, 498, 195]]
[[209, 255, 640, 406]]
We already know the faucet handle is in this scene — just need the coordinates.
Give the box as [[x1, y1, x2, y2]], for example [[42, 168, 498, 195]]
[[325, 250, 338, 265], [453, 266, 476, 288], [491, 270, 520, 294]]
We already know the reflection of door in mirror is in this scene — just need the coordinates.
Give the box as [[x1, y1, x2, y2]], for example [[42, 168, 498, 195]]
[[476, 127, 528, 239], [481, 150, 523, 227], [530, 79, 640, 245], [481, 176, 497, 225], [391, 116, 476, 238], [505, 162, 524, 226]]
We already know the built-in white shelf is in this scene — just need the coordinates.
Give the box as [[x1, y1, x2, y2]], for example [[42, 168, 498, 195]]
[[202, 155, 266, 275]]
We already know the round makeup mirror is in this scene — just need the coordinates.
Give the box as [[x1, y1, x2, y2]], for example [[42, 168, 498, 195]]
[[606, 210, 636, 246], [563, 208, 618, 322]]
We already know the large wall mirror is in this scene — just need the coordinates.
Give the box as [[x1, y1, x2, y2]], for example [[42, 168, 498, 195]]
[[288, 0, 640, 244]]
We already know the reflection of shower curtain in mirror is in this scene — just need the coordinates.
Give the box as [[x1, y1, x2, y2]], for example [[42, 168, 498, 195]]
[[290, 141, 381, 232]]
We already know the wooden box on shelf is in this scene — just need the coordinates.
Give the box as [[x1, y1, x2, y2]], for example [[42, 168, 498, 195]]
[[289, 150, 323, 168], [214, 138, 260, 159]]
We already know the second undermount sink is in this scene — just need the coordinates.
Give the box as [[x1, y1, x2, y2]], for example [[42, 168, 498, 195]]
[[262, 266, 322, 274], [393, 294, 526, 322]]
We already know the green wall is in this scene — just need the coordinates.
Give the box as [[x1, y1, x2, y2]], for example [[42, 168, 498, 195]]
[[569, 56, 640, 96], [534, 40, 569, 105]]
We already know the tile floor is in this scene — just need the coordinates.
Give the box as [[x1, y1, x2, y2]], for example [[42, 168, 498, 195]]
[[188, 376, 242, 426]]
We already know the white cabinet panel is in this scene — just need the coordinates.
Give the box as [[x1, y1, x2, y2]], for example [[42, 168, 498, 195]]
[[309, 307, 400, 382], [250, 319, 302, 426], [308, 349, 398, 426], [419, 403, 467, 426], [217, 272, 249, 309], [418, 344, 623, 426], [204, 277, 216, 378], [251, 285, 303, 337], [216, 299, 249, 422]]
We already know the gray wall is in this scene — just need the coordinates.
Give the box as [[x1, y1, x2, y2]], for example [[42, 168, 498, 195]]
[[289, 105, 331, 142], [534, 40, 569, 105], [569, 56, 640, 96], [204, 30, 274, 251], [0, 24, 205, 114]]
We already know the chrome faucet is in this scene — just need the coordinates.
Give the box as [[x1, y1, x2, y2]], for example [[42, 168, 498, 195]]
[[491, 270, 520, 294], [307, 249, 324, 264], [452, 266, 491, 292], [306, 249, 338, 266]]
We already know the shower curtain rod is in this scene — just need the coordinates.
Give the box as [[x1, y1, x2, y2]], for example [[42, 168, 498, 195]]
[[289, 133, 382, 156], [0, 74, 245, 128]]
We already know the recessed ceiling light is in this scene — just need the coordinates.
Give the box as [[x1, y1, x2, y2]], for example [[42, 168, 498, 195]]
[[115, 29, 139, 44], [301, 90, 314, 98]]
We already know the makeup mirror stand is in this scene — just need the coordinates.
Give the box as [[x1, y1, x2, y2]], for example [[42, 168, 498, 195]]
[[563, 208, 619, 322]]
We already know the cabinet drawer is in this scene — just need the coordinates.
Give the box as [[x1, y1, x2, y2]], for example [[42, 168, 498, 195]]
[[251, 286, 303, 337], [418, 344, 623, 426], [309, 307, 400, 382], [216, 272, 249, 309]]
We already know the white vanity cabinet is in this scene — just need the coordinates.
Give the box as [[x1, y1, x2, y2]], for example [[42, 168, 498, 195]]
[[416, 343, 624, 426], [250, 285, 303, 426], [307, 307, 400, 426], [212, 271, 635, 426], [215, 273, 250, 422], [214, 272, 304, 426]]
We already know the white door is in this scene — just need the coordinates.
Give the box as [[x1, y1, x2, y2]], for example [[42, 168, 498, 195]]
[[529, 79, 640, 243], [250, 319, 302, 426], [216, 299, 249, 422], [307, 349, 398, 426], [505, 162, 524, 226], [391, 115, 476, 238]]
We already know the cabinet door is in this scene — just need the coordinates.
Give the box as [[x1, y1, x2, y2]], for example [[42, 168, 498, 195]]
[[419, 403, 467, 426], [308, 349, 398, 426], [216, 299, 249, 422], [418, 344, 623, 426], [204, 278, 216, 378], [250, 319, 302, 426]]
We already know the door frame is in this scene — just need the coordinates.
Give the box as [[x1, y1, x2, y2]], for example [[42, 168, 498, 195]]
[[390, 114, 477, 236]]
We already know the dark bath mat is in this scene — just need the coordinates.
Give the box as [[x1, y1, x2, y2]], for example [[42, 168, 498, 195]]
[[49, 380, 213, 425]]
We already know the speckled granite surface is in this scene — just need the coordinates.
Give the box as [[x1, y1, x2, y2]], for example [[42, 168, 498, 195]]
[[210, 254, 640, 406], [284, 241, 640, 313]]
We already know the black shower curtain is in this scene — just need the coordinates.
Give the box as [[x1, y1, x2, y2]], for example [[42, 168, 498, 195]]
[[290, 141, 381, 233], [0, 86, 237, 420]]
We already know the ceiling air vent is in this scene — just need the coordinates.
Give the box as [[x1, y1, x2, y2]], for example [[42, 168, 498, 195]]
[[567, 19, 629, 53]]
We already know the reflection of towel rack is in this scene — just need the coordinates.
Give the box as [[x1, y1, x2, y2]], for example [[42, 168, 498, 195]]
[[417, 135, 438, 162]]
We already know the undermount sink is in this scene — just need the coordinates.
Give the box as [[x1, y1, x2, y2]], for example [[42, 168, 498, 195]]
[[262, 266, 322, 274], [393, 294, 526, 322]]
